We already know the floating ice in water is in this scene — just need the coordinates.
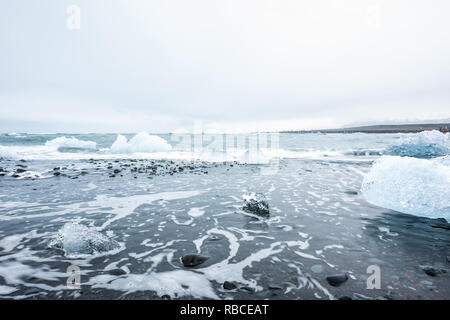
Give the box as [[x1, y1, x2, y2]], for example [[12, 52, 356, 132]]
[[362, 156, 450, 219], [385, 130, 449, 158], [110, 132, 172, 154], [50, 223, 121, 257], [45, 136, 97, 150]]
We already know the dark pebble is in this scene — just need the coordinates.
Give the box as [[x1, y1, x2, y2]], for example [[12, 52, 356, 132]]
[[268, 285, 283, 290], [423, 266, 437, 277], [108, 269, 127, 276], [181, 254, 209, 267], [326, 273, 349, 287], [223, 281, 237, 290], [239, 286, 255, 293]]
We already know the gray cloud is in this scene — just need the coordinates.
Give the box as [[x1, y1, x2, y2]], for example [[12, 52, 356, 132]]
[[1, 0, 450, 132]]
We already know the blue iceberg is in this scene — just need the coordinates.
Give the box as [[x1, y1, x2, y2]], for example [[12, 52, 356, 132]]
[[385, 130, 449, 158], [362, 156, 450, 220]]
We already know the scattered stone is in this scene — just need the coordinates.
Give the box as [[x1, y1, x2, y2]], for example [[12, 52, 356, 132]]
[[268, 285, 283, 291], [421, 266, 447, 277], [223, 281, 237, 290], [239, 286, 255, 293], [113, 169, 121, 174], [53, 171, 61, 176], [326, 273, 349, 287], [108, 269, 127, 276], [161, 294, 171, 300], [181, 254, 209, 267], [344, 190, 358, 195], [243, 193, 270, 217], [422, 266, 438, 277], [16, 168, 27, 173]]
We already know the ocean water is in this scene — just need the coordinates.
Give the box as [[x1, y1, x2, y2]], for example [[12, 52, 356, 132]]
[[0, 131, 449, 299]]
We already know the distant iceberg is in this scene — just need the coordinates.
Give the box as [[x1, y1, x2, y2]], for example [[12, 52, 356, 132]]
[[385, 130, 449, 158], [362, 156, 450, 220], [45, 136, 97, 150], [110, 132, 172, 154]]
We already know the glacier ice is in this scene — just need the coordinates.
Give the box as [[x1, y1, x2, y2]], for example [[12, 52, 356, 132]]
[[110, 132, 172, 154], [361, 156, 450, 219], [50, 223, 121, 257], [385, 130, 449, 158]]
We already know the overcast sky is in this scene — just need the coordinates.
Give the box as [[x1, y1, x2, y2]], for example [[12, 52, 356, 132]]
[[1, 0, 450, 133]]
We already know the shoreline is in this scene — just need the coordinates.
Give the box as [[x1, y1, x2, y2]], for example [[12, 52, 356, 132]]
[[281, 123, 450, 134]]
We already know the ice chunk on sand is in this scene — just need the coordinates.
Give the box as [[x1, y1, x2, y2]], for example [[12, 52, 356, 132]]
[[361, 156, 450, 219], [50, 223, 121, 257]]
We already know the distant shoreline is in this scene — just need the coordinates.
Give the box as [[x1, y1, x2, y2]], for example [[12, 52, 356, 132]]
[[281, 123, 450, 134]]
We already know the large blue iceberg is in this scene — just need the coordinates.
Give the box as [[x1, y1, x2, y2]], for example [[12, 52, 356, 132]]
[[362, 156, 450, 220], [385, 130, 449, 158]]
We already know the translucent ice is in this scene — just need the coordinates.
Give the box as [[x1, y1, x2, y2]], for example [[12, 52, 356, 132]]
[[110, 132, 172, 154], [362, 156, 450, 219], [385, 130, 449, 158], [50, 223, 121, 257]]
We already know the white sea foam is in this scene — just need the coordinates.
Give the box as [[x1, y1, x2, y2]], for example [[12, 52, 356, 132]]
[[110, 132, 172, 154], [45, 136, 97, 150], [0, 146, 17, 159], [362, 156, 450, 219], [89, 269, 219, 299]]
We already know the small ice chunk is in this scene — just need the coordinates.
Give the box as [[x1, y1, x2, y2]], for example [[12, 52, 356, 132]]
[[50, 223, 120, 257]]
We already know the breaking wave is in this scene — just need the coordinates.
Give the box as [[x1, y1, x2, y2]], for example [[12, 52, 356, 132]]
[[361, 156, 450, 220], [385, 130, 449, 158], [45, 136, 97, 151], [0, 146, 17, 159]]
